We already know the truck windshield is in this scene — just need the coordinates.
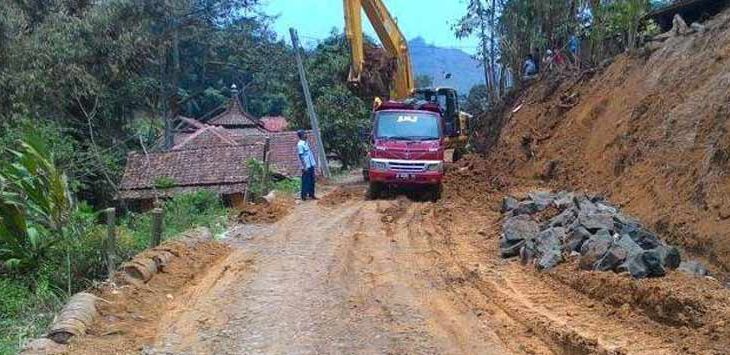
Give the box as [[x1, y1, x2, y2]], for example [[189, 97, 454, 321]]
[[375, 112, 440, 140]]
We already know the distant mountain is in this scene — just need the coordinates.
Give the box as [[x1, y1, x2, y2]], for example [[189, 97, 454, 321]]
[[408, 37, 485, 95]]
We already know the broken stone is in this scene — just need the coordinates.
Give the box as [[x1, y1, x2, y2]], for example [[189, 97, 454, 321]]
[[548, 207, 577, 228], [500, 239, 525, 258], [538, 250, 562, 271], [613, 213, 642, 234], [579, 231, 613, 270], [627, 228, 662, 250], [595, 201, 618, 215], [574, 194, 598, 214], [538, 228, 566, 251], [528, 191, 556, 210], [553, 191, 575, 210], [564, 226, 591, 252], [578, 211, 615, 232], [620, 249, 666, 278], [595, 244, 628, 272], [677, 260, 710, 277], [501, 196, 520, 213], [513, 200, 542, 215], [502, 215, 540, 243], [655, 245, 681, 270], [521, 227, 565, 270], [615, 234, 643, 255], [500, 215, 539, 258], [520, 244, 535, 265]]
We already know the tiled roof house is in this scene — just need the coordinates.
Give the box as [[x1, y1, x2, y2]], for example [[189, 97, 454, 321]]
[[118, 88, 321, 209]]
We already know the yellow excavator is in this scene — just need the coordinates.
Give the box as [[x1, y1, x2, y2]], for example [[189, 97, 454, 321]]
[[343, 0, 469, 155]]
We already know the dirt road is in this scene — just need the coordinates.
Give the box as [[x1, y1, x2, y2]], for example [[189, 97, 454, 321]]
[[102, 182, 703, 355], [70, 181, 730, 355], [147, 191, 511, 354]]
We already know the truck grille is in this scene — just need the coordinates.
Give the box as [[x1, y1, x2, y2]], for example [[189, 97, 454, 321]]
[[388, 162, 427, 172]]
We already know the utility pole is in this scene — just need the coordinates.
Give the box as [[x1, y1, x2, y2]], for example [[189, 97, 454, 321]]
[[289, 28, 331, 178]]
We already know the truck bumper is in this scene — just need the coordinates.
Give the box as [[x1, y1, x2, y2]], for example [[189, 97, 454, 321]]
[[368, 170, 443, 186]]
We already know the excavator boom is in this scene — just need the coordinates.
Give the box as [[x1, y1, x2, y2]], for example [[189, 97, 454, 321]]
[[343, 0, 414, 100]]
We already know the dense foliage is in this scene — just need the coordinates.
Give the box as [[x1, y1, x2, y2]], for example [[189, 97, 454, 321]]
[[455, 0, 656, 105], [0, 131, 229, 352], [0, 0, 293, 206], [286, 33, 371, 168]]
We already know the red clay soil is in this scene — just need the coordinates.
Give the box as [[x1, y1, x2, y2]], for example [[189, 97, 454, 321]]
[[237, 198, 294, 224], [463, 9, 730, 273], [66, 239, 231, 354], [437, 173, 730, 353], [317, 185, 366, 207], [348, 43, 397, 100]]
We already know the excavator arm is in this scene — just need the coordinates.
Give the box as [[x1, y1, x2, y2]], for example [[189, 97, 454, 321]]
[[343, 0, 414, 100]]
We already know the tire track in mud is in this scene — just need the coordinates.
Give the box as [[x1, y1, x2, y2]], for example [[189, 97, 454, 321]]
[[347, 198, 511, 354], [419, 203, 684, 355], [130, 185, 692, 355]]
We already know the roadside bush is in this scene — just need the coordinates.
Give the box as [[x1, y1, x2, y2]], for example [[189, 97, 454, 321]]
[[1, 143, 228, 353], [119, 191, 229, 253], [274, 178, 301, 196]]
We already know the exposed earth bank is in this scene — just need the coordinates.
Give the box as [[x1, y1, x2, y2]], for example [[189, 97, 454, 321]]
[[468, 8, 730, 273]]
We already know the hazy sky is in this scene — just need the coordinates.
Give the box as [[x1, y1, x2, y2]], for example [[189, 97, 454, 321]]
[[261, 0, 480, 54]]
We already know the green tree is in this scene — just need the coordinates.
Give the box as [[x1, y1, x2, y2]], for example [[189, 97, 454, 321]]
[[454, 0, 502, 102], [286, 32, 371, 168], [464, 84, 490, 114]]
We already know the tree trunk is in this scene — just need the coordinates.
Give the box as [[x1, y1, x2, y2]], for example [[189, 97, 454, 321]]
[[479, 4, 493, 102]]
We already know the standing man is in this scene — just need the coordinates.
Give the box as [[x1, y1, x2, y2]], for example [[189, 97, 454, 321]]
[[297, 129, 317, 200], [568, 34, 581, 70]]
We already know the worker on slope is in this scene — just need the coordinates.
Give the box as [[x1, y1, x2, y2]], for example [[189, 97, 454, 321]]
[[297, 129, 318, 201], [522, 54, 538, 81]]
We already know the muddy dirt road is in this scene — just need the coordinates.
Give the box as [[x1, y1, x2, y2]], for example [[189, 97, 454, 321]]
[[112, 183, 698, 355], [73, 182, 728, 354]]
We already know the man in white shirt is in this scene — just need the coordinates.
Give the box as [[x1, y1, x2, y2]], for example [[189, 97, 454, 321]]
[[297, 130, 317, 200]]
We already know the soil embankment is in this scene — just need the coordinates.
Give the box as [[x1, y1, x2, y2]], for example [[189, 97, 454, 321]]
[[469, 9, 730, 273]]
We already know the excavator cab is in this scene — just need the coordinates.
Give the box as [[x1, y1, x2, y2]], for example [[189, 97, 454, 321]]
[[412, 88, 461, 138]]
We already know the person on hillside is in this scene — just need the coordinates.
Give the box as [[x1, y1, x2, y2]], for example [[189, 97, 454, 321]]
[[522, 54, 538, 80], [297, 129, 317, 201], [568, 34, 581, 69]]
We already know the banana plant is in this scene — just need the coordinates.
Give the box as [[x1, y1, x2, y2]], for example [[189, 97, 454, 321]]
[[0, 134, 74, 272]]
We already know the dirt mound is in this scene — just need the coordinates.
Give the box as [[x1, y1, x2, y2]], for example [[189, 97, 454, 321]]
[[237, 198, 293, 224], [348, 43, 397, 99], [66, 238, 230, 354], [462, 9, 730, 273], [318, 185, 365, 207]]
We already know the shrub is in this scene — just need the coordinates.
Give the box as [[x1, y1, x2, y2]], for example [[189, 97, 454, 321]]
[[273, 178, 301, 196]]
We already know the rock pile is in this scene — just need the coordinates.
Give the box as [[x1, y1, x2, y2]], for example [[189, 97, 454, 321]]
[[500, 191, 689, 278]]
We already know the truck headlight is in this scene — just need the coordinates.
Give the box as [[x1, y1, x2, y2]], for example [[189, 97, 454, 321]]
[[426, 162, 443, 171], [370, 160, 388, 171]]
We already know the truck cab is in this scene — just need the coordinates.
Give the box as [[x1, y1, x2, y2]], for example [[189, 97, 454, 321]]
[[365, 101, 446, 200]]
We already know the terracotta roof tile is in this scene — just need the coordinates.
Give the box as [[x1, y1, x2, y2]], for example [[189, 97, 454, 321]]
[[260, 116, 289, 132], [119, 145, 266, 200], [207, 96, 265, 128]]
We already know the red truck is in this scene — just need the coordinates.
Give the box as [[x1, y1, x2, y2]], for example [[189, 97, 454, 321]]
[[364, 89, 468, 200]]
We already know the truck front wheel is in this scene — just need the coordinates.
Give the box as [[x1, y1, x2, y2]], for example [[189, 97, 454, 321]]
[[430, 184, 443, 202], [368, 181, 383, 200]]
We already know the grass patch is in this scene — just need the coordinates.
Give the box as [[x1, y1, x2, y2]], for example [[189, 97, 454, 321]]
[[273, 178, 301, 196]]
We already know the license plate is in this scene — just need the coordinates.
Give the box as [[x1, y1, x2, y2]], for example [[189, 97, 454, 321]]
[[396, 173, 415, 180]]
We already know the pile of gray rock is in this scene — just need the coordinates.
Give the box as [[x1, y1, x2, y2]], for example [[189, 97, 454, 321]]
[[500, 191, 704, 279]]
